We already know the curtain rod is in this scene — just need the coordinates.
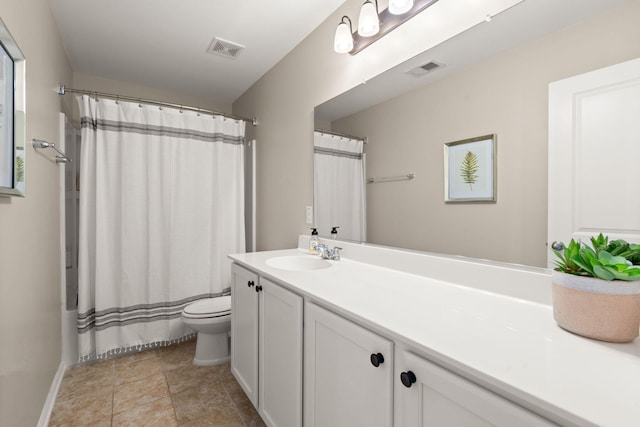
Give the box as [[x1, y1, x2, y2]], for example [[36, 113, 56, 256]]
[[57, 84, 258, 126], [314, 128, 367, 143]]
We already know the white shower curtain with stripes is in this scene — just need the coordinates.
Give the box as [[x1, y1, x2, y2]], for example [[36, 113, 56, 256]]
[[313, 131, 366, 242], [77, 95, 246, 361]]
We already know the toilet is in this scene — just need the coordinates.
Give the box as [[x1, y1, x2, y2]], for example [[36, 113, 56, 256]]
[[181, 295, 231, 366]]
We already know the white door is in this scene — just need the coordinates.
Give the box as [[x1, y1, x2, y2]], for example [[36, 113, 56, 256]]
[[259, 278, 303, 427], [231, 263, 260, 406], [304, 302, 393, 427], [395, 350, 554, 427], [548, 57, 640, 267]]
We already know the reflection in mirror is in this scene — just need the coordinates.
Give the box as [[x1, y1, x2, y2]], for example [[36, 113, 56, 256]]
[[314, 0, 632, 267], [313, 130, 366, 242], [0, 17, 26, 197]]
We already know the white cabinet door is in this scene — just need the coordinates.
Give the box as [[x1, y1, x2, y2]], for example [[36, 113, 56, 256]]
[[259, 278, 303, 427], [231, 263, 259, 406], [548, 57, 640, 267], [304, 302, 393, 427], [395, 350, 555, 427], [231, 264, 303, 427]]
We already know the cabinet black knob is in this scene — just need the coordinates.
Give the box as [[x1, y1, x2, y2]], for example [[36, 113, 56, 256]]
[[370, 353, 384, 367], [400, 371, 417, 388], [247, 280, 254, 287], [255, 285, 263, 293]]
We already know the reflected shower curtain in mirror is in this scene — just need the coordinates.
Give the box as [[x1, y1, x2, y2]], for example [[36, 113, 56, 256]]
[[77, 95, 245, 361], [313, 132, 366, 241]]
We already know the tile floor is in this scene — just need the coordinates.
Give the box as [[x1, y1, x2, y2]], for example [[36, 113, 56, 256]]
[[49, 339, 266, 426]]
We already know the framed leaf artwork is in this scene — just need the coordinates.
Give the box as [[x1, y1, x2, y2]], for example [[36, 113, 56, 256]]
[[444, 134, 496, 203]]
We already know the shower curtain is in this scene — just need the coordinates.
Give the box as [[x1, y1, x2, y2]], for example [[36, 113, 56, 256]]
[[313, 131, 366, 242], [77, 95, 246, 361]]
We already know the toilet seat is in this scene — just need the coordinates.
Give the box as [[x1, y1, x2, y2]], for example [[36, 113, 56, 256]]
[[183, 296, 231, 319]]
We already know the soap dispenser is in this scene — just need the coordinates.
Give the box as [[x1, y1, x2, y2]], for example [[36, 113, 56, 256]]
[[331, 226, 339, 240], [309, 228, 319, 255]]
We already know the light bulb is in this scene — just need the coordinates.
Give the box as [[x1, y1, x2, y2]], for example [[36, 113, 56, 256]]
[[334, 20, 353, 53], [357, 1, 380, 37], [388, 0, 414, 15]]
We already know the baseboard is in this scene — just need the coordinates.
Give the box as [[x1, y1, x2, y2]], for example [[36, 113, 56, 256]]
[[37, 361, 66, 427]]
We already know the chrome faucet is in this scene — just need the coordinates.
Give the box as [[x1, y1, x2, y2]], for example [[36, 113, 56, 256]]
[[317, 244, 330, 259], [317, 244, 342, 261], [329, 246, 342, 261]]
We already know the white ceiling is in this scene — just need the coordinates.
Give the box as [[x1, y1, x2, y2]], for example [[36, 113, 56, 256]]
[[47, 0, 346, 104]]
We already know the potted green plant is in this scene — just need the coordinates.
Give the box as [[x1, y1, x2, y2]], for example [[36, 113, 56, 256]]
[[551, 234, 640, 342]]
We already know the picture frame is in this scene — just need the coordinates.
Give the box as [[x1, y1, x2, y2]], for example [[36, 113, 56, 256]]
[[0, 17, 26, 197], [444, 134, 496, 203]]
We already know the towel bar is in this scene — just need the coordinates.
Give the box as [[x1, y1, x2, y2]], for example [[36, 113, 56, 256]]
[[367, 173, 414, 184], [32, 139, 71, 164]]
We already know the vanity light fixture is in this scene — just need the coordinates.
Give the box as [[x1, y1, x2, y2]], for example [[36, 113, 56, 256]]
[[334, 0, 439, 55]]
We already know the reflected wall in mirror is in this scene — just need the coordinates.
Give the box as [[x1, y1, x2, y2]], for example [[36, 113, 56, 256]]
[[0, 17, 26, 197], [314, 0, 637, 268]]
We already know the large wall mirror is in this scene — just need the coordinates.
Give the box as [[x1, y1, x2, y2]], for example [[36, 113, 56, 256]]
[[314, 0, 631, 268], [0, 17, 26, 197]]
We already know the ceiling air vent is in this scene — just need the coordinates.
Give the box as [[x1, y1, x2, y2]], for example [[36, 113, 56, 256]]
[[406, 61, 444, 77], [207, 37, 245, 59]]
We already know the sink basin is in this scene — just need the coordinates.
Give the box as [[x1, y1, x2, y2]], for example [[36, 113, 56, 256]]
[[266, 255, 332, 271]]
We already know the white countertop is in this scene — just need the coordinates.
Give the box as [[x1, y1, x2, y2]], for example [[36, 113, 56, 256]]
[[229, 246, 640, 427]]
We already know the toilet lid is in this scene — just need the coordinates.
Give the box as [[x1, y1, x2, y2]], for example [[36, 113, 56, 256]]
[[183, 296, 231, 318]]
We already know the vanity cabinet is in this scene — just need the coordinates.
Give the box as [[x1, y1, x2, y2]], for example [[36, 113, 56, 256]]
[[395, 350, 555, 427], [230, 253, 566, 426], [304, 301, 393, 427], [230, 264, 303, 427]]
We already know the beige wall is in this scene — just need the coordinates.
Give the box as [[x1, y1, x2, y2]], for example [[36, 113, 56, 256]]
[[233, 0, 522, 251], [332, 2, 640, 267], [234, 1, 640, 264], [0, 0, 72, 425]]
